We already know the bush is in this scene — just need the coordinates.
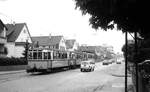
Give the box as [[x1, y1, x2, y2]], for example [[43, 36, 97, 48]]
[[0, 57, 27, 66]]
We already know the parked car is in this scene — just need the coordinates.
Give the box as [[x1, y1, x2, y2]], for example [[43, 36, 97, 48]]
[[111, 59, 116, 63], [102, 60, 109, 65], [116, 59, 121, 64], [80, 60, 95, 72]]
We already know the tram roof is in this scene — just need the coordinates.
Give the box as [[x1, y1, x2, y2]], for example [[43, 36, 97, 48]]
[[29, 48, 67, 52]]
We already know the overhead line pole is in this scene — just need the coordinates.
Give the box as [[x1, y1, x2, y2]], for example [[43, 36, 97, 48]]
[[125, 31, 128, 92], [134, 32, 138, 92]]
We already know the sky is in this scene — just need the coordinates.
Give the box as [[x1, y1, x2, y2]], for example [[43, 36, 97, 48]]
[[0, 0, 126, 53]]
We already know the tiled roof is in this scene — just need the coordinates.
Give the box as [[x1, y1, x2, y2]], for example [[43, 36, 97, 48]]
[[32, 36, 63, 46], [78, 46, 105, 54], [5, 23, 26, 42], [0, 19, 6, 32], [78, 46, 96, 53], [65, 39, 76, 49]]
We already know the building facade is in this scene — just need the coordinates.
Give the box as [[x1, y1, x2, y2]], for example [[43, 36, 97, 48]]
[[32, 35, 66, 51], [0, 19, 7, 57], [5, 23, 32, 57]]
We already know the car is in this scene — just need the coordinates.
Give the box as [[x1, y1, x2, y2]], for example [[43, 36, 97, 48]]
[[116, 60, 121, 64], [102, 60, 109, 65], [80, 60, 95, 72], [108, 59, 113, 64]]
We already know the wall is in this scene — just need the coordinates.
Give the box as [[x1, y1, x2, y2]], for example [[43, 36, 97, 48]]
[[6, 25, 32, 58], [5, 42, 15, 57], [5, 43, 25, 58], [14, 45, 25, 57]]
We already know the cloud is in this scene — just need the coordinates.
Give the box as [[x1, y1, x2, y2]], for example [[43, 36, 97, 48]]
[[0, 0, 7, 1]]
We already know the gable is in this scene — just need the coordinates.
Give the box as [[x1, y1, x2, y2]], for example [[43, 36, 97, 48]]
[[6, 23, 32, 43], [15, 25, 32, 43], [65, 39, 76, 49], [6, 23, 24, 42]]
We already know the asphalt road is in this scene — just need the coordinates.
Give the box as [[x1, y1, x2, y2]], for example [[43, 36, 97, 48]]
[[0, 61, 131, 92]]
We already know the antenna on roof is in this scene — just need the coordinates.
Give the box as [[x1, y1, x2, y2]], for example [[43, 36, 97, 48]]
[[13, 21, 16, 26], [49, 33, 51, 39]]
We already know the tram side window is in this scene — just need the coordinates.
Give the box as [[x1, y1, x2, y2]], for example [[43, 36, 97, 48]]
[[38, 52, 42, 59], [62, 53, 67, 59], [76, 54, 80, 59], [33, 52, 37, 59], [53, 51, 59, 59], [44, 52, 48, 59], [48, 52, 51, 59], [58, 53, 62, 59]]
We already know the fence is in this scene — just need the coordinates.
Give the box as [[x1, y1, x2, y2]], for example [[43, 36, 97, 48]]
[[130, 62, 150, 92]]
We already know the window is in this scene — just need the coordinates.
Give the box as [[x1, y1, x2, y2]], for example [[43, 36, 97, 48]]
[[23, 30, 26, 33], [48, 52, 51, 59], [44, 52, 48, 59], [33, 52, 37, 59], [28, 52, 33, 59], [38, 52, 42, 59]]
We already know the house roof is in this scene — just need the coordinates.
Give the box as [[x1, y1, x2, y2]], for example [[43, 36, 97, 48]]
[[32, 36, 63, 46], [0, 19, 7, 32], [65, 39, 76, 49], [5, 23, 26, 42], [78, 46, 105, 54], [78, 46, 96, 53]]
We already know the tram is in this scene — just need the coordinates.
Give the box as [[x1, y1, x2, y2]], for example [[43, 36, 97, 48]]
[[26, 48, 95, 73]]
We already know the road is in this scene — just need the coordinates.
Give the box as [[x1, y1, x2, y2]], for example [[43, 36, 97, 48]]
[[0, 61, 132, 92]]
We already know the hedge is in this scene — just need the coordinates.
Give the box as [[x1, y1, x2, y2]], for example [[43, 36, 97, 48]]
[[0, 57, 27, 66]]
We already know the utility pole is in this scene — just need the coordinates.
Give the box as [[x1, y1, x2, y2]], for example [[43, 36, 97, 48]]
[[125, 31, 128, 92], [134, 32, 138, 92], [25, 40, 29, 64]]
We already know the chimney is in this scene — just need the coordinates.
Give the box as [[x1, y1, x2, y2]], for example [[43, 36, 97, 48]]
[[13, 21, 15, 26], [49, 33, 51, 39]]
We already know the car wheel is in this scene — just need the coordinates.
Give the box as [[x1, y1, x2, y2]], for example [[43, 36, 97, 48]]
[[92, 68, 94, 71], [80, 69, 83, 72], [90, 68, 92, 72]]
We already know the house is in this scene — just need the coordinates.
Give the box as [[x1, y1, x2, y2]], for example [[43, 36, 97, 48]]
[[78, 45, 106, 59], [5, 23, 32, 58], [32, 35, 66, 51], [65, 39, 79, 51], [0, 19, 7, 57], [78, 46, 96, 53]]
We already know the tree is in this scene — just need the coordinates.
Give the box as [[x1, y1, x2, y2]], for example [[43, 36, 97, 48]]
[[122, 39, 150, 63], [74, 0, 150, 39], [22, 41, 29, 61]]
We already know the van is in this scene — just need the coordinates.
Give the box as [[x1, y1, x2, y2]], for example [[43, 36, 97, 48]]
[[80, 60, 95, 72]]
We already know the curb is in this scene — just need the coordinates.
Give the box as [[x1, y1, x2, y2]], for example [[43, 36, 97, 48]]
[[0, 70, 26, 75], [110, 73, 131, 77]]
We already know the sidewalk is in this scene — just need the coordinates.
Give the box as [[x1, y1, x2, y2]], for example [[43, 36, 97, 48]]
[[109, 63, 134, 92], [0, 70, 26, 75], [110, 63, 131, 77]]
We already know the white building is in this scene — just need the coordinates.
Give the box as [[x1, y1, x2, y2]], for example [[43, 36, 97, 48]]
[[5, 23, 32, 57], [65, 39, 79, 51]]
